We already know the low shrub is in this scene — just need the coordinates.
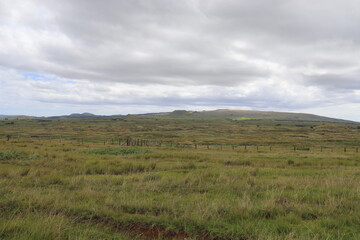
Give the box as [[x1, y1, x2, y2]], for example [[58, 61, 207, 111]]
[[224, 160, 252, 166], [287, 160, 295, 165]]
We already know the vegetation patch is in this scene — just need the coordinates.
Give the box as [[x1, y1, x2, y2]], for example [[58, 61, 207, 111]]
[[224, 159, 252, 166], [84, 147, 152, 155], [296, 147, 310, 151], [84, 162, 156, 175], [0, 151, 42, 161]]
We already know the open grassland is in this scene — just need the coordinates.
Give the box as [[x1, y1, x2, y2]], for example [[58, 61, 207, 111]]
[[0, 116, 359, 240]]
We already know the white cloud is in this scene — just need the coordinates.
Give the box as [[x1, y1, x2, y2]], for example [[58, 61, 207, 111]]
[[0, 0, 359, 120]]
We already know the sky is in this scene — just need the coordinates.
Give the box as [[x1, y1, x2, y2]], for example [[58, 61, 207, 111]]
[[0, 0, 359, 121]]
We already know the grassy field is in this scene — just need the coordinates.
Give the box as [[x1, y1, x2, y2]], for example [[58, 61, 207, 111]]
[[0, 116, 359, 239]]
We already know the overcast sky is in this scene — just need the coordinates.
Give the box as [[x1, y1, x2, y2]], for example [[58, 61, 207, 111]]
[[0, 0, 359, 121]]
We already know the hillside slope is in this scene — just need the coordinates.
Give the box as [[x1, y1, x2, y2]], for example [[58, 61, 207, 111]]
[[152, 109, 356, 123]]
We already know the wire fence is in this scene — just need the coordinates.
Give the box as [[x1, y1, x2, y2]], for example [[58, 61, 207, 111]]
[[2, 135, 359, 153]]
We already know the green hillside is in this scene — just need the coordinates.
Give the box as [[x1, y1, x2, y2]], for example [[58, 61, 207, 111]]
[[154, 109, 354, 123]]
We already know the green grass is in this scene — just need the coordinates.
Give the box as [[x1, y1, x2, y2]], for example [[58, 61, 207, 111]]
[[0, 151, 28, 161], [0, 117, 359, 239], [84, 147, 152, 155], [0, 151, 42, 161]]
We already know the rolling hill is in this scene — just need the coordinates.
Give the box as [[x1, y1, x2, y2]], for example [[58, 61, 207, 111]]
[[148, 109, 356, 123], [0, 110, 357, 123]]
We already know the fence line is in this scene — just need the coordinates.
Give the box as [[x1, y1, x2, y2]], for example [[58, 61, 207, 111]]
[[2, 135, 359, 153], [4, 135, 360, 153]]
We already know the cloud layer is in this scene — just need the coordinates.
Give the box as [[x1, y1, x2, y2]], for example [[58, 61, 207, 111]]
[[0, 0, 359, 120]]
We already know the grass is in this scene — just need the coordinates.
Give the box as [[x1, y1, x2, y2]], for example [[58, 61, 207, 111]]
[[0, 116, 359, 239], [0, 151, 28, 161], [0, 151, 42, 161], [84, 147, 152, 155]]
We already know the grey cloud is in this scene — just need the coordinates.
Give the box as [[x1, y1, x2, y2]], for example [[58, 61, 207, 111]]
[[1, 0, 359, 87], [202, 0, 360, 43], [0, 0, 360, 118], [304, 72, 360, 90]]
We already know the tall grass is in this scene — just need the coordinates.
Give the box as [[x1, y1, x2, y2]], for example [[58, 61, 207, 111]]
[[0, 117, 359, 239]]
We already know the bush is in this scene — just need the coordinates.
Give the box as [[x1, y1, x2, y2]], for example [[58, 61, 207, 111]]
[[296, 147, 310, 151], [224, 160, 252, 166]]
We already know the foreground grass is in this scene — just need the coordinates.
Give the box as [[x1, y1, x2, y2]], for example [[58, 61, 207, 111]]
[[0, 117, 359, 239]]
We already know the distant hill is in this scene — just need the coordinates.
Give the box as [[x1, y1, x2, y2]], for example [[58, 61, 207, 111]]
[[0, 115, 34, 120], [47, 112, 98, 119], [46, 112, 124, 119], [0, 110, 357, 123], [151, 109, 356, 123]]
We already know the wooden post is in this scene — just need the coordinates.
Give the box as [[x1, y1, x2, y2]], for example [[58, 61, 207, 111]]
[[344, 147, 347, 152], [270, 146, 272, 152], [232, 145, 235, 150], [356, 147, 359, 153], [195, 144, 197, 149], [293, 146, 296, 152], [244, 145, 247, 150], [256, 145, 259, 152]]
